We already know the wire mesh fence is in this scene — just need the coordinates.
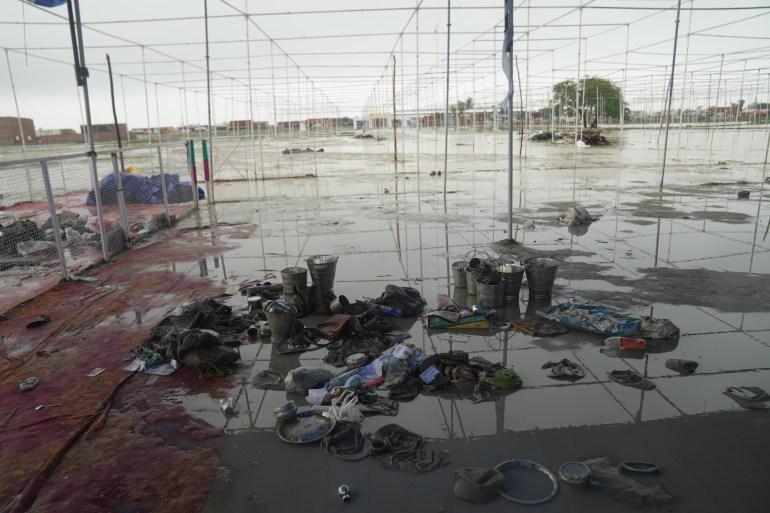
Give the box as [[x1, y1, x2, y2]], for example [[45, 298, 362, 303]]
[[0, 141, 199, 314]]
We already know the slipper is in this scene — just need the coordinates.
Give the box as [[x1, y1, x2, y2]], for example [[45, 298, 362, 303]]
[[665, 359, 698, 375], [607, 370, 656, 390], [724, 386, 770, 409], [26, 315, 51, 329]]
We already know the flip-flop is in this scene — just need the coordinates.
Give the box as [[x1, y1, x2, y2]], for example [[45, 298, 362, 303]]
[[607, 370, 656, 391], [724, 386, 770, 409]]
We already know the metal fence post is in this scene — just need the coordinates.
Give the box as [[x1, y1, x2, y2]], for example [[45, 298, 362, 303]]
[[40, 161, 69, 280], [111, 152, 130, 240], [188, 139, 199, 209], [88, 152, 110, 261], [156, 145, 172, 225]]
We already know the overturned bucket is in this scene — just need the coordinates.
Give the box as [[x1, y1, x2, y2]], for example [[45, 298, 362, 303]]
[[525, 258, 558, 301], [497, 263, 525, 303], [264, 301, 298, 344], [475, 275, 504, 308]]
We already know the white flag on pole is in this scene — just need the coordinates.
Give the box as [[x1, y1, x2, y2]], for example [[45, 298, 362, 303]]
[[501, 0, 514, 106]]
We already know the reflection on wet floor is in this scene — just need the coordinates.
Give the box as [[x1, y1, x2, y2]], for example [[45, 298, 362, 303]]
[[161, 129, 770, 440]]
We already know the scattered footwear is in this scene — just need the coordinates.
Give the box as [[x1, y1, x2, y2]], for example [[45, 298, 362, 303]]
[[542, 358, 585, 381], [619, 461, 661, 475], [607, 370, 656, 390], [665, 359, 698, 375], [724, 386, 770, 409]]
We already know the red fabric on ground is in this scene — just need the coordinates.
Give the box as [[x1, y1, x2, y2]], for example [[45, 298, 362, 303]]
[[0, 223, 254, 513]]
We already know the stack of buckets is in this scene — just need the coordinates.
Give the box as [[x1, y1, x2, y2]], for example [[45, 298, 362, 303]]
[[451, 256, 558, 308], [279, 255, 339, 317]]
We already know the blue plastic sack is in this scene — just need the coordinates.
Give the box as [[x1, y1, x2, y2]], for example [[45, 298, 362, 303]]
[[547, 303, 642, 337]]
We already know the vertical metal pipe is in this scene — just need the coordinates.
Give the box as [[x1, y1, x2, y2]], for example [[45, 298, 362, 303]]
[[41, 161, 69, 280], [204, 0, 215, 202], [157, 146, 171, 224], [393, 55, 398, 167], [442, 0, 451, 214], [111, 152, 130, 240], [659, 0, 683, 191]]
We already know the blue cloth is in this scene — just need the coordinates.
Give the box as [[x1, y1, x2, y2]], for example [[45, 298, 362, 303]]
[[86, 173, 195, 206], [548, 303, 643, 337]]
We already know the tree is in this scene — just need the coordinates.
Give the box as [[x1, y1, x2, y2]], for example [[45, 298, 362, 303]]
[[552, 76, 626, 128]]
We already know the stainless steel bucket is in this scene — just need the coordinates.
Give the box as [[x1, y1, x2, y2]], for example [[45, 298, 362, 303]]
[[264, 301, 298, 344], [524, 258, 558, 301], [452, 261, 467, 288], [475, 276, 504, 308], [497, 263, 525, 303]]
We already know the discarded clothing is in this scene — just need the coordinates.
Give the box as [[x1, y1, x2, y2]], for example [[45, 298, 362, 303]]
[[426, 312, 491, 330], [640, 317, 680, 339], [357, 394, 399, 416], [665, 358, 698, 375], [373, 285, 426, 316], [285, 367, 334, 396], [607, 370, 655, 390], [388, 376, 421, 401], [478, 368, 522, 391], [582, 457, 673, 508], [181, 345, 239, 376], [548, 303, 642, 337], [370, 424, 444, 473], [317, 314, 358, 340], [87, 172, 195, 205], [252, 369, 285, 390], [510, 315, 567, 337], [321, 423, 369, 461], [542, 359, 585, 381], [724, 386, 770, 409], [454, 467, 505, 504]]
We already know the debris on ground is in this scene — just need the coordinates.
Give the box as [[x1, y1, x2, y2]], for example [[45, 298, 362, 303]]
[[665, 358, 698, 375], [530, 131, 565, 142], [580, 457, 673, 507], [454, 467, 505, 504], [543, 358, 585, 381], [563, 128, 612, 146], [607, 369, 656, 390], [370, 424, 445, 473], [282, 147, 324, 154], [546, 303, 679, 339], [724, 386, 770, 409]]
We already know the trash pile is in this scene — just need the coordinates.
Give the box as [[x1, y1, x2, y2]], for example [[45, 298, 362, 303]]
[[0, 211, 104, 268], [281, 147, 324, 154], [530, 131, 565, 142], [128, 298, 248, 376], [564, 128, 611, 146]]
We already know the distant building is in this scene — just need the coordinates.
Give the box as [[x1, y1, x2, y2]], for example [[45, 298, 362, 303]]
[[0, 116, 36, 145], [38, 128, 81, 145], [80, 123, 128, 142], [228, 120, 269, 131]]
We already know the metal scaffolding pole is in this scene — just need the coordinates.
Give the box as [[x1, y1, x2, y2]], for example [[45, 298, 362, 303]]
[[442, 0, 451, 214], [659, 0, 683, 191], [204, 0, 215, 202]]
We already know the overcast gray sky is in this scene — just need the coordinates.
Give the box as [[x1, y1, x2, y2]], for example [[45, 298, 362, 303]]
[[1, 0, 769, 130]]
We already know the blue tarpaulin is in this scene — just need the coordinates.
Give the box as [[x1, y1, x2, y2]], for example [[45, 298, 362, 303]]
[[86, 173, 196, 206], [547, 303, 642, 337], [28, 0, 67, 7]]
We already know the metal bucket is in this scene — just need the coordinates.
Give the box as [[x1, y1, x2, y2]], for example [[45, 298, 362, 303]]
[[525, 258, 559, 301], [264, 301, 298, 344], [497, 263, 525, 303], [466, 267, 483, 295], [452, 261, 467, 289], [306, 255, 338, 289], [452, 286, 468, 308], [475, 276, 504, 308], [281, 267, 307, 296]]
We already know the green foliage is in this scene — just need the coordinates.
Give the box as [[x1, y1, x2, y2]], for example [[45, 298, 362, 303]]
[[552, 76, 626, 119]]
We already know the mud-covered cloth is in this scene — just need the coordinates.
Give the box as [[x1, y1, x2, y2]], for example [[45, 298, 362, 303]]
[[453, 467, 505, 504], [370, 424, 444, 473]]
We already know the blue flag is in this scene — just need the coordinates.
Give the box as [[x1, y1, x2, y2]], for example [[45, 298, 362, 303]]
[[27, 0, 67, 7], [501, 0, 514, 106]]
